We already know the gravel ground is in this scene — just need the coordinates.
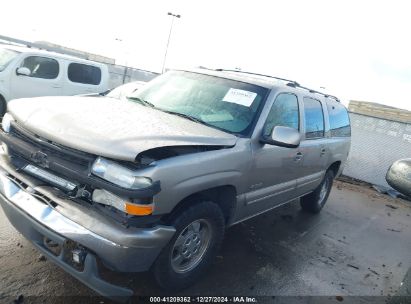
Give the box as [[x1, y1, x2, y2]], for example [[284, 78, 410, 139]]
[[0, 180, 410, 303]]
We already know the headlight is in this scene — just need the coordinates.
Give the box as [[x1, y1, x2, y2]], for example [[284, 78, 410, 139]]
[[2, 113, 14, 133], [91, 157, 152, 189], [92, 189, 153, 216]]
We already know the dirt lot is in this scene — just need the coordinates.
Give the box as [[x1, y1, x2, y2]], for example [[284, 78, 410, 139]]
[[1, 180, 410, 303]]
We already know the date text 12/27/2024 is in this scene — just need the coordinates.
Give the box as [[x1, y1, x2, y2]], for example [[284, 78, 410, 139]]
[[149, 297, 257, 303]]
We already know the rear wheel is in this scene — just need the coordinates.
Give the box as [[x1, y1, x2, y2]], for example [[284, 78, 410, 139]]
[[153, 201, 225, 291], [300, 170, 334, 213]]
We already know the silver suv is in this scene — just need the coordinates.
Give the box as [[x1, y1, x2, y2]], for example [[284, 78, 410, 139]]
[[0, 69, 351, 299]]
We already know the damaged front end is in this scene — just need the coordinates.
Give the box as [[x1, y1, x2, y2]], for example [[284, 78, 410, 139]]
[[0, 120, 178, 300], [0, 120, 164, 227], [137, 144, 232, 165]]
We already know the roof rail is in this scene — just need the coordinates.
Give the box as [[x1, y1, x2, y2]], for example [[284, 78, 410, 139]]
[[214, 68, 340, 102], [297, 84, 341, 102], [214, 69, 300, 87]]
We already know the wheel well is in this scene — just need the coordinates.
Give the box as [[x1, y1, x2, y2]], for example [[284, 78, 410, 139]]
[[328, 161, 341, 177], [163, 185, 237, 225]]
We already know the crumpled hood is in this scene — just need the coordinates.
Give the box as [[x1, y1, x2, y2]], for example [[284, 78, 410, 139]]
[[7, 96, 237, 161]]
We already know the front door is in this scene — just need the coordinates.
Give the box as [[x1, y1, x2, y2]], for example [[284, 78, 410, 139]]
[[10, 55, 62, 100], [243, 93, 303, 218]]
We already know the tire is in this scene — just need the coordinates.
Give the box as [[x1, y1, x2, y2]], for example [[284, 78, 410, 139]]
[[300, 170, 334, 213], [153, 201, 225, 291], [0, 96, 6, 117]]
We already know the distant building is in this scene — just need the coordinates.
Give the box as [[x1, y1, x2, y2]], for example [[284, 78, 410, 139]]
[[343, 100, 411, 188], [35, 41, 116, 64]]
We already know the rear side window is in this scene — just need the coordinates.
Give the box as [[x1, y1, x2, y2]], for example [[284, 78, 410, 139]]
[[263, 93, 299, 136], [327, 102, 351, 137], [303, 97, 324, 139], [21, 56, 59, 79], [68, 63, 101, 85]]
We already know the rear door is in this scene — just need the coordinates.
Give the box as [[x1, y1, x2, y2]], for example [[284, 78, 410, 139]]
[[10, 55, 62, 99], [294, 97, 328, 195]]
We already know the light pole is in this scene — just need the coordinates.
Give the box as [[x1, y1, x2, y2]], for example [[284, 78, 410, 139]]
[[115, 37, 130, 83], [162, 12, 181, 73]]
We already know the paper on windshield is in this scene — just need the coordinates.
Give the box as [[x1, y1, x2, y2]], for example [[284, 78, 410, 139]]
[[223, 88, 257, 107]]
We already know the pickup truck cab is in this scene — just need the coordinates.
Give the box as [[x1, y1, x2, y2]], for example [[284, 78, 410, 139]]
[[0, 44, 109, 115], [0, 69, 351, 299]]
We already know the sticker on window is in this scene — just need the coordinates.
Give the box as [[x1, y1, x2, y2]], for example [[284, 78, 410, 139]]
[[223, 88, 257, 107]]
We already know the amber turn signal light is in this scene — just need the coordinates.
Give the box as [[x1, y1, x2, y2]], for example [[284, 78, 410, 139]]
[[125, 203, 154, 216]]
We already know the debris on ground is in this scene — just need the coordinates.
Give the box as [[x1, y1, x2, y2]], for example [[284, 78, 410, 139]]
[[386, 204, 399, 210], [38, 254, 47, 262], [373, 185, 411, 201], [368, 268, 380, 276], [387, 228, 402, 233], [347, 264, 360, 270], [336, 175, 370, 187]]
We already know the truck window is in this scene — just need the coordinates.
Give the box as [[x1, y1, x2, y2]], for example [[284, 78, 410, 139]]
[[327, 102, 351, 137], [21, 56, 59, 79], [68, 63, 101, 85], [303, 97, 324, 139], [263, 93, 299, 136]]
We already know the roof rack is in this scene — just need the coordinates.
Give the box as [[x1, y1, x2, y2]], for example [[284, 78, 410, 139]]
[[214, 69, 340, 102], [214, 69, 300, 87]]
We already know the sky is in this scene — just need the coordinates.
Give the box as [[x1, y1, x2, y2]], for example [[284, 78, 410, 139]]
[[1, 0, 411, 110]]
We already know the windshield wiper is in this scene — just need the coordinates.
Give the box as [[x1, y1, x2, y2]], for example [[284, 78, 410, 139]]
[[127, 97, 207, 126], [159, 110, 207, 125], [127, 96, 155, 108]]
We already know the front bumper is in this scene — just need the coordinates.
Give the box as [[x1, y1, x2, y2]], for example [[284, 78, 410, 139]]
[[0, 161, 175, 300]]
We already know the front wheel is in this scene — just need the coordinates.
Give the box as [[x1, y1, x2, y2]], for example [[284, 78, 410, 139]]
[[300, 170, 334, 213], [153, 201, 225, 291]]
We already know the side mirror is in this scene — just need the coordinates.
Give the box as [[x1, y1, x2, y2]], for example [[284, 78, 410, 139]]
[[16, 67, 31, 76], [261, 126, 301, 148]]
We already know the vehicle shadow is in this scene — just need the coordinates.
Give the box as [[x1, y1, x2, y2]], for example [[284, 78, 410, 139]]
[[101, 199, 323, 297]]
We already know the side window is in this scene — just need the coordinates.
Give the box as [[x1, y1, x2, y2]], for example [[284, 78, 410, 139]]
[[263, 93, 299, 136], [68, 63, 101, 85], [303, 97, 324, 139], [21, 56, 59, 79], [327, 102, 351, 137]]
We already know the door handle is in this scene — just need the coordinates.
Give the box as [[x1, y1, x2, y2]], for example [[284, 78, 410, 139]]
[[295, 152, 303, 161], [52, 84, 62, 88], [320, 148, 326, 156]]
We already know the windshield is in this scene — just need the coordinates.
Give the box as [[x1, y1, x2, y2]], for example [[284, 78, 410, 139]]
[[128, 71, 268, 135], [0, 48, 19, 72]]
